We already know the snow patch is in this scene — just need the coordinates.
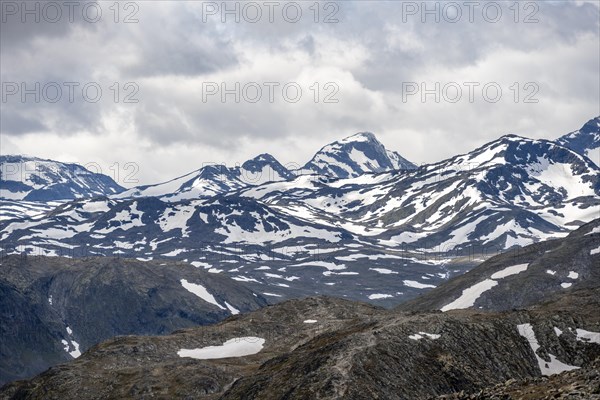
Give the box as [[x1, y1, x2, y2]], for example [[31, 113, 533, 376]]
[[490, 263, 529, 279], [576, 329, 600, 344], [567, 271, 579, 279], [180, 279, 226, 310], [224, 302, 240, 315], [368, 293, 393, 300], [409, 332, 441, 340], [403, 280, 436, 289], [177, 337, 265, 360], [369, 268, 398, 275], [441, 279, 498, 312], [517, 323, 579, 376]]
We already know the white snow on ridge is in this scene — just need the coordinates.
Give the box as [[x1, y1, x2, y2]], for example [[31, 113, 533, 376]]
[[224, 302, 240, 315], [517, 323, 579, 376], [441, 279, 498, 312], [526, 158, 595, 199], [262, 292, 282, 297], [370, 268, 398, 275], [591, 245, 600, 255], [576, 329, 600, 344], [403, 280, 436, 289], [180, 279, 226, 310], [61, 327, 81, 358], [368, 293, 393, 300], [441, 264, 530, 312], [409, 332, 441, 340], [177, 336, 265, 360], [490, 263, 529, 279]]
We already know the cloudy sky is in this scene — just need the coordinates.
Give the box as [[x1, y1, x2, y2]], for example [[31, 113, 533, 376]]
[[1, 0, 599, 186]]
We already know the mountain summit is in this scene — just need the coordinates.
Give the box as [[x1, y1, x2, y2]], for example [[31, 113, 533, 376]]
[[116, 153, 294, 201], [0, 156, 124, 201], [557, 116, 600, 167], [299, 132, 416, 179]]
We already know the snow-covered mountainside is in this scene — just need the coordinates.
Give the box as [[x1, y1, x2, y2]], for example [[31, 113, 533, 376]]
[[400, 218, 600, 312], [299, 132, 416, 179], [115, 153, 295, 201], [2, 132, 598, 306], [0, 156, 124, 201], [557, 116, 600, 167], [0, 200, 60, 221], [242, 135, 599, 251], [116, 134, 415, 201]]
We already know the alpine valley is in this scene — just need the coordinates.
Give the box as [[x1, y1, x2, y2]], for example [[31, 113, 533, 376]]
[[0, 116, 599, 390]]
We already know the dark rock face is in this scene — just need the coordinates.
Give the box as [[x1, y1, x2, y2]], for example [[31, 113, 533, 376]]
[[435, 356, 600, 399], [0, 256, 267, 385]]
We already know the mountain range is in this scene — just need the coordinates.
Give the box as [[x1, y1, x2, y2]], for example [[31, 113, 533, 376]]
[[1, 116, 599, 392], [0, 156, 124, 202], [2, 219, 598, 398], [1, 117, 598, 307]]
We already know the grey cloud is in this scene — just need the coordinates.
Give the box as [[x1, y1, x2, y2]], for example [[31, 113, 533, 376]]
[[0, 111, 47, 135], [0, 0, 597, 179]]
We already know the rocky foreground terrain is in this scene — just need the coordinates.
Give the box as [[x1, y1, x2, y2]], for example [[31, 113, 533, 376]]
[[435, 359, 600, 399], [0, 256, 267, 384], [1, 220, 599, 399]]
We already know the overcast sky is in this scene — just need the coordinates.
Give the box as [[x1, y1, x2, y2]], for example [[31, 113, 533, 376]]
[[1, 0, 599, 186]]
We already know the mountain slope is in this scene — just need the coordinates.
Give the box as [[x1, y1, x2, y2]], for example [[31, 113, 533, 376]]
[[399, 218, 600, 313], [0, 156, 124, 201], [0, 256, 267, 385], [115, 153, 295, 201], [299, 132, 416, 179], [557, 116, 600, 167], [3, 285, 599, 399], [242, 135, 599, 251]]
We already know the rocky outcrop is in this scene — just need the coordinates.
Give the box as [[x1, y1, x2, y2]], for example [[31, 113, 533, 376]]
[[2, 288, 599, 400]]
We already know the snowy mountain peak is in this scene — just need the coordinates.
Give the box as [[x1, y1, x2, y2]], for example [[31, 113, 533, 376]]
[[339, 131, 378, 144], [0, 155, 124, 201], [301, 132, 416, 179], [242, 153, 286, 171], [557, 116, 600, 167], [239, 153, 295, 184]]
